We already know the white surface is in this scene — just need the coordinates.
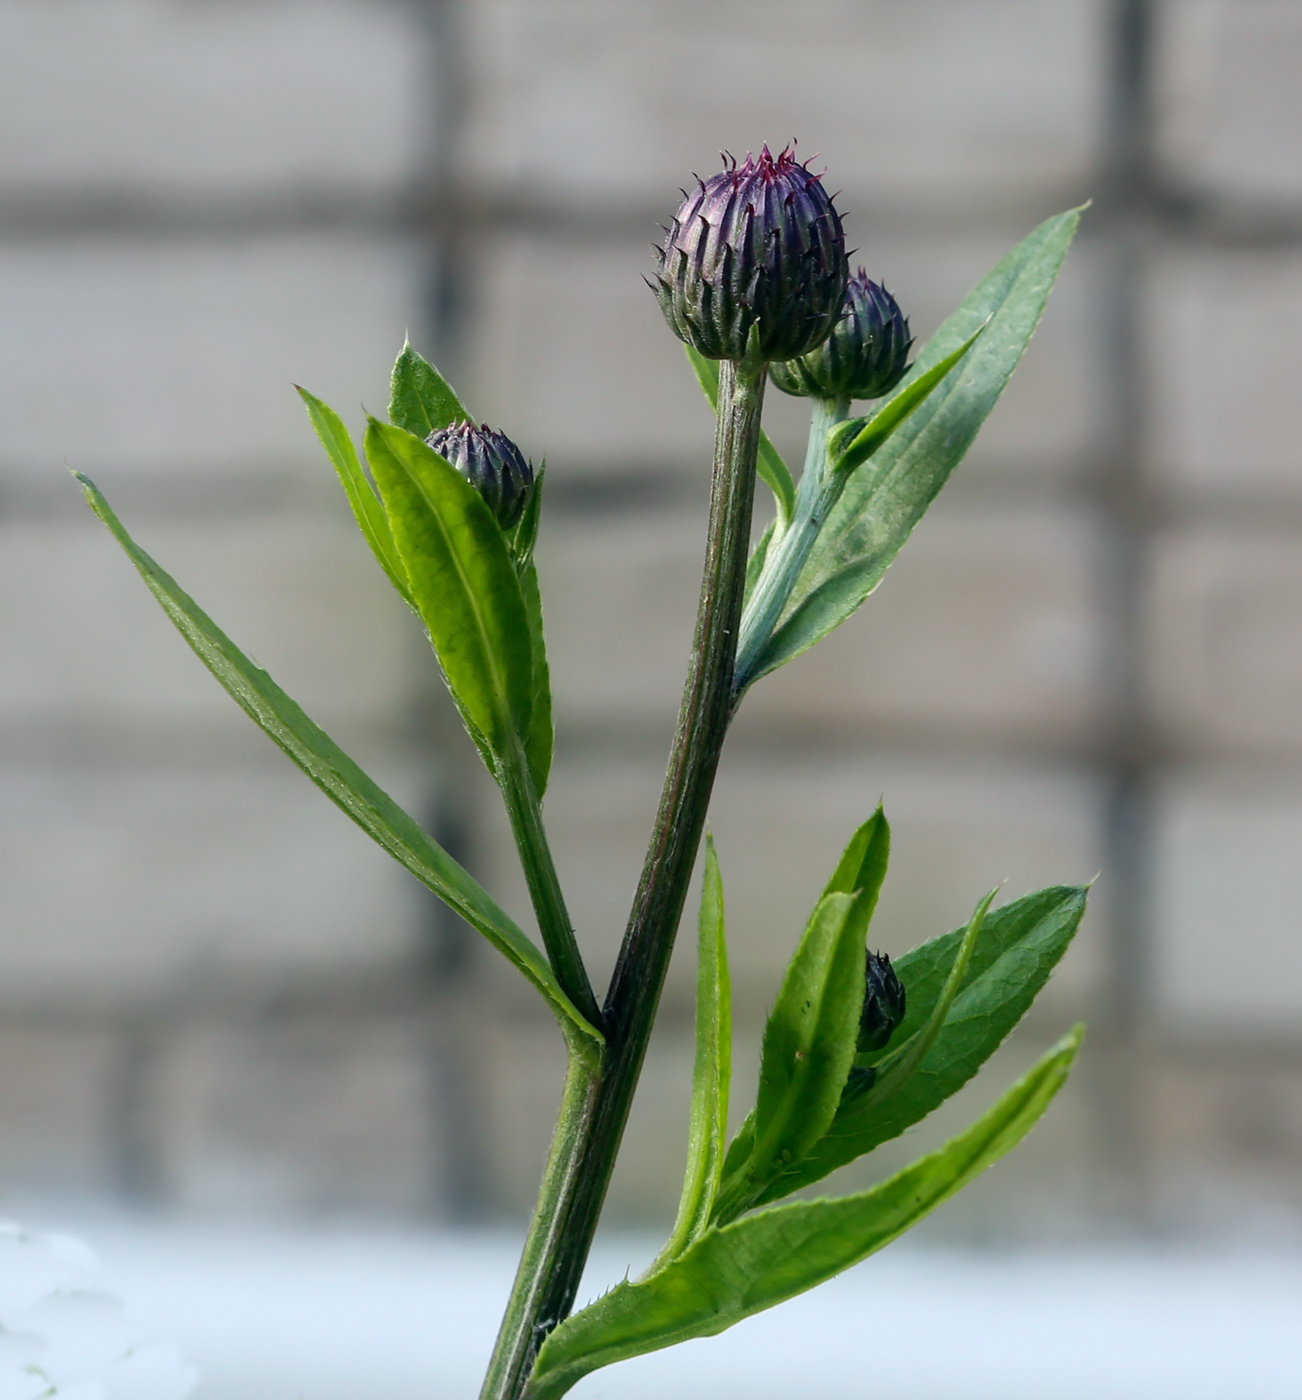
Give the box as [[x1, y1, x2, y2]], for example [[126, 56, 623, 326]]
[[11, 1218, 1299, 1400]]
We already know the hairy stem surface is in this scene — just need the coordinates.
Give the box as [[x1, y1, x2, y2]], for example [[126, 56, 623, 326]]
[[498, 747, 602, 1030], [493, 358, 765, 1400]]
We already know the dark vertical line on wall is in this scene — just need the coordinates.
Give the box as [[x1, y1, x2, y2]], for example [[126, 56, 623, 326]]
[[1092, 0, 1159, 1227], [409, 0, 495, 1222]]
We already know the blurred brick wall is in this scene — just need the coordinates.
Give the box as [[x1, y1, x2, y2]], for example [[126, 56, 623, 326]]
[[1, 0, 1301, 1236]]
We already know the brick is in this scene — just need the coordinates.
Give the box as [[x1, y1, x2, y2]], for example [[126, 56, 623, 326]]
[[467, 223, 1099, 483], [535, 502, 1103, 746], [459, 0, 1106, 212], [157, 1019, 433, 1213], [0, 0, 427, 200], [1145, 250, 1302, 501], [1146, 526, 1302, 754], [1155, 0, 1302, 207], [0, 1028, 117, 1192], [479, 750, 1107, 1018], [0, 513, 419, 739], [0, 237, 422, 477], [0, 766, 424, 1001], [1153, 767, 1302, 1032]]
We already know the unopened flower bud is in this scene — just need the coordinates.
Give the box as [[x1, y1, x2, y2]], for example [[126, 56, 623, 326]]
[[858, 950, 906, 1053], [652, 145, 848, 363], [425, 421, 534, 531], [770, 271, 913, 401]]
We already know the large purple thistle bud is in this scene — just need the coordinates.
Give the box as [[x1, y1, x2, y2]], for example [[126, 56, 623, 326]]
[[425, 421, 534, 531], [770, 270, 914, 401], [652, 145, 848, 363]]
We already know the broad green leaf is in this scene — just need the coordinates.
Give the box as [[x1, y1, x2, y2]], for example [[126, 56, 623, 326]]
[[365, 420, 541, 790], [752, 207, 1083, 682], [826, 326, 986, 477], [753, 884, 1086, 1204], [715, 808, 890, 1210], [713, 888, 864, 1221], [655, 837, 731, 1267], [685, 346, 795, 527], [388, 340, 470, 438], [530, 1028, 1082, 1400], [295, 387, 415, 609], [74, 472, 600, 1048]]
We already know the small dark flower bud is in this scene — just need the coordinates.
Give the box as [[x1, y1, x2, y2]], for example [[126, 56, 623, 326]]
[[858, 950, 906, 1053], [770, 270, 913, 401], [425, 421, 534, 531], [652, 145, 848, 363]]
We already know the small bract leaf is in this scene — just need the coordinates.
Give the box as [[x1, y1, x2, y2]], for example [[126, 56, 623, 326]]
[[389, 340, 470, 438], [74, 472, 600, 1049], [530, 1028, 1082, 1400]]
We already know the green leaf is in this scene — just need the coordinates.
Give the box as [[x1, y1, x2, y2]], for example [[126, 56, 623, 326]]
[[685, 346, 795, 527], [826, 325, 986, 477], [364, 420, 541, 790], [519, 559, 554, 798], [530, 1027, 1082, 1400], [511, 462, 545, 570], [74, 471, 600, 1049], [655, 836, 732, 1267], [388, 339, 470, 438], [295, 386, 415, 609], [715, 808, 890, 1214], [753, 884, 1087, 1204], [714, 860, 876, 1222], [752, 207, 1083, 682]]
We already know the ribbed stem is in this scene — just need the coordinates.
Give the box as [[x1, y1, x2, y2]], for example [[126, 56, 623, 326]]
[[483, 357, 765, 1400], [478, 1030, 602, 1400], [499, 747, 601, 1030]]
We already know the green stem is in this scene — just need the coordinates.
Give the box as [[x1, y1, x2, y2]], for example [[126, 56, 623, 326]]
[[478, 1028, 603, 1400], [732, 395, 850, 694], [521, 357, 765, 1395], [499, 748, 602, 1032]]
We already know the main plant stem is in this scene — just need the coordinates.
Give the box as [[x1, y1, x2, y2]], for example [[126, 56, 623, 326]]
[[481, 358, 766, 1400]]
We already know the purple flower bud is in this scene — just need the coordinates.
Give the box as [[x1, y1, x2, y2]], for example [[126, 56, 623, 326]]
[[425, 421, 534, 531], [770, 270, 914, 401], [858, 950, 906, 1053], [652, 145, 848, 363]]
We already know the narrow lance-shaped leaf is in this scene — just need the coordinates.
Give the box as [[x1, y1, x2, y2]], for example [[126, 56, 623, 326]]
[[74, 472, 600, 1049], [715, 808, 890, 1210], [529, 1027, 1083, 1400], [296, 387, 415, 610], [755, 206, 1083, 680], [752, 883, 1086, 1205], [653, 836, 731, 1268], [825, 324, 986, 478], [685, 345, 795, 528], [389, 339, 471, 438], [365, 420, 541, 790]]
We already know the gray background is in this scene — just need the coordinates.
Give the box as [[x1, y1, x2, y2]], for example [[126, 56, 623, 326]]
[[2, 0, 1301, 1248]]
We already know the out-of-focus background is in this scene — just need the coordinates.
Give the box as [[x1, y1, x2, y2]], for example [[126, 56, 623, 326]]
[[2, 0, 1302, 1394]]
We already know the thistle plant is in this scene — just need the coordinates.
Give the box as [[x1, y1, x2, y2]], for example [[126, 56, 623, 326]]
[[75, 144, 1087, 1400]]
